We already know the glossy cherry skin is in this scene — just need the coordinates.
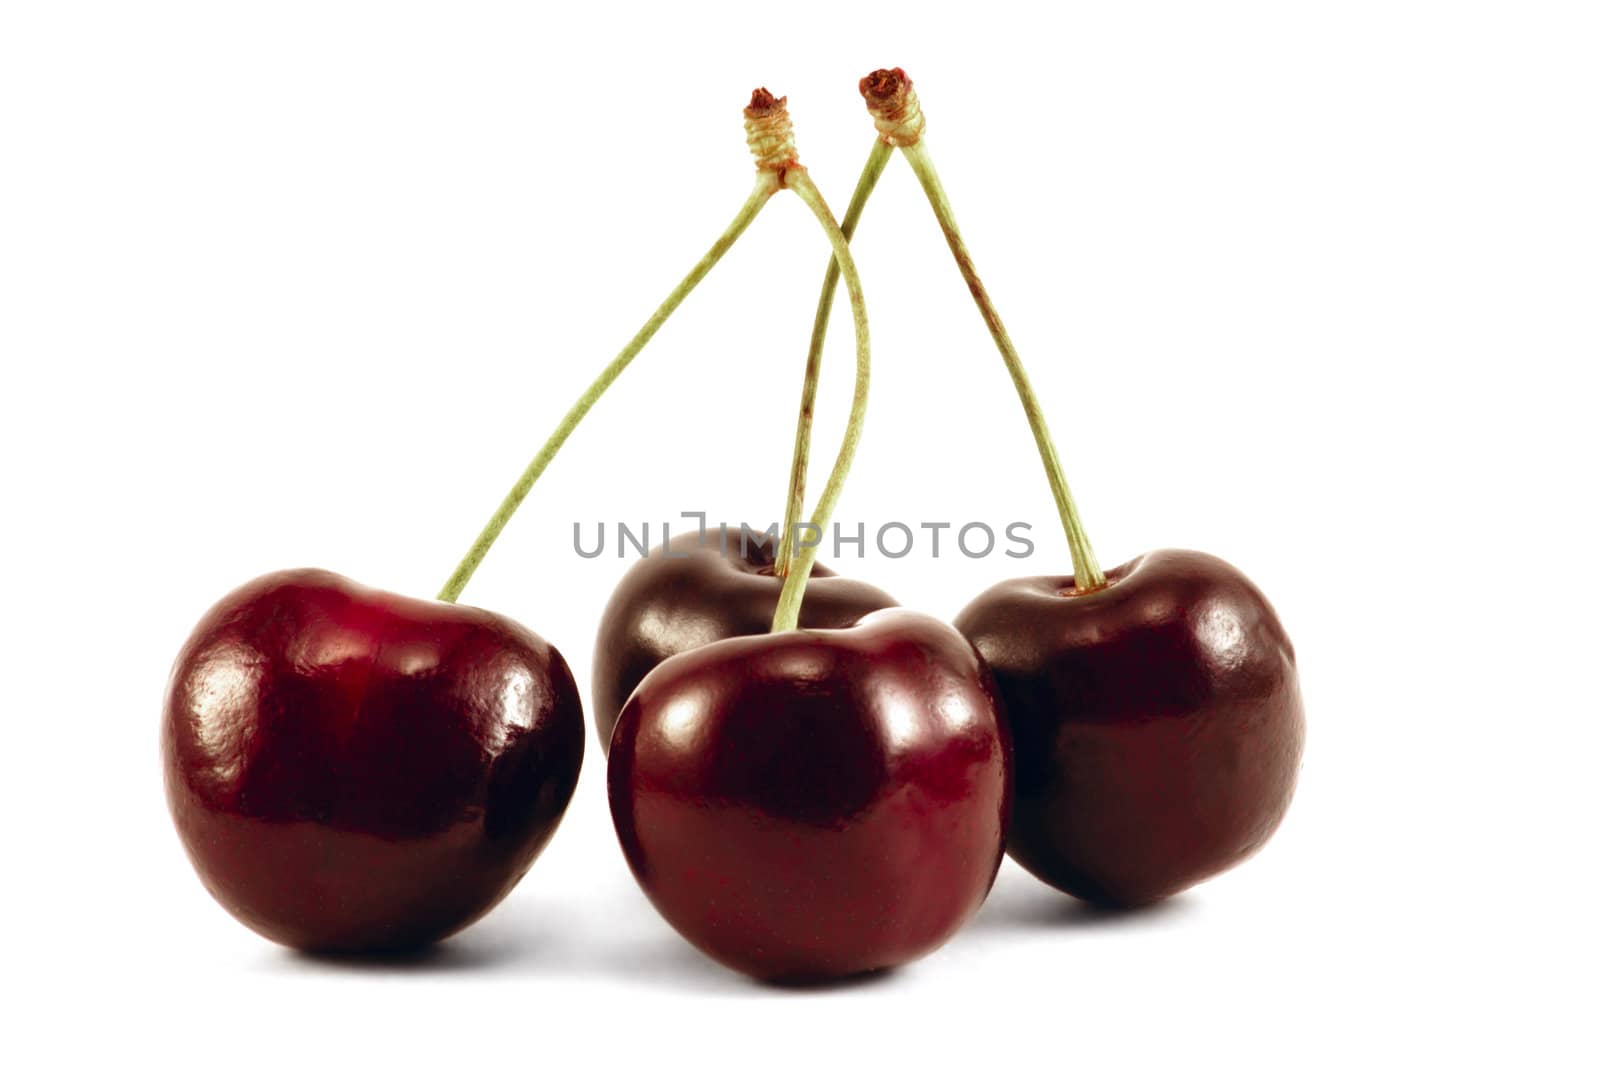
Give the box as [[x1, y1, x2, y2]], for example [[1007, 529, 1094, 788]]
[[954, 550, 1304, 907], [608, 609, 1010, 982], [591, 527, 896, 752], [162, 569, 585, 952]]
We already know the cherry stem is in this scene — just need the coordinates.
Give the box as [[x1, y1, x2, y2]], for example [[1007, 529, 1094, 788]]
[[774, 139, 894, 578], [436, 172, 782, 603], [770, 168, 872, 633], [900, 139, 1104, 590], [852, 67, 1102, 589]]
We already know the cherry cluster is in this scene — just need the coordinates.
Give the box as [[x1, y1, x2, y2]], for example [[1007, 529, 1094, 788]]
[[163, 70, 1304, 983]]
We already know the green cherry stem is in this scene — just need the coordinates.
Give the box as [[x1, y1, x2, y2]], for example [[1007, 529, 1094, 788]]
[[770, 165, 872, 633], [774, 138, 894, 577], [435, 171, 782, 604], [901, 140, 1103, 589], [863, 68, 1106, 591]]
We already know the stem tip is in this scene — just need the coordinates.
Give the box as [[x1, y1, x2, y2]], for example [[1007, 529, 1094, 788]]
[[860, 68, 925, 147], [745, 88, 800, 173]]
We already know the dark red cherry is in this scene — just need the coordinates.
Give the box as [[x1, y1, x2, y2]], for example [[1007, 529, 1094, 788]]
[[954, 549, 1303, 907], [591, 527, 896, 752], [162, 568, 585, 952], [608, 609, 1010, 982]]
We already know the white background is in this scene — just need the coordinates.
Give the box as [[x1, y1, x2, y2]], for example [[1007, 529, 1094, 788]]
[[3, 1, 1596, 1067]]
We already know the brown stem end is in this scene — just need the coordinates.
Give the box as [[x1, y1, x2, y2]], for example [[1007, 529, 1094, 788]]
[[860, 67, 925, 146], [745, 87, 802, 175]]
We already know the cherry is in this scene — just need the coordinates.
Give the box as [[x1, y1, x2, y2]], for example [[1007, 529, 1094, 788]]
[[784, 67, 1305, 906], [591, 527, 896, 751], [603, 93, 1009, 981], [163, 569, 583, 951], [954, 552, 1303, 905], [608, 610, 1009, 981]]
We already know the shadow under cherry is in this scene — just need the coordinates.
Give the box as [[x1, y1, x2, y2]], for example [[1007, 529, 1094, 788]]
[[969, 868, 1197, 933]]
